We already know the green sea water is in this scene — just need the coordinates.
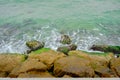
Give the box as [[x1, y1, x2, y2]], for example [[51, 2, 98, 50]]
[[0, 0, 120, 53]]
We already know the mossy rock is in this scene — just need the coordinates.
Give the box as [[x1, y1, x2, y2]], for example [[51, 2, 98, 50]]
[[60, 35, 71, 44], [26, 40, 45, 51], [90, 45, 120, 54], [29, 48, 51, 54], [68, 44, 77, 50], [57, 46, 70, 55]]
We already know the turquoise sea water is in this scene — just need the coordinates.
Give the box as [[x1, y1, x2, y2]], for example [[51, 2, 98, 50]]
[[0, 0, 120, 53]]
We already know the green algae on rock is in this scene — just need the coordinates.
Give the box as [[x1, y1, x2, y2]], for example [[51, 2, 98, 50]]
[[26, 40, 45, 51], [57, 46, 70, 55], [90, 45, 120, 55], [60, 35, 71, 44], [30, 48, 51, 54], [57, 44, 77, 55]]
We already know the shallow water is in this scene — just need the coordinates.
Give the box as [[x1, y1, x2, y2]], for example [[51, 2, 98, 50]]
[[0, 0, 120, 53]]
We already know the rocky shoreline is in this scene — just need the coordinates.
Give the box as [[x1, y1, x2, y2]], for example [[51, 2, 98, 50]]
[[0, 35, 120, 78], [0, 48, 120, 78]]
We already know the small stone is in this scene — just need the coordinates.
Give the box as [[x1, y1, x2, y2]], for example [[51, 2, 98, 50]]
[[57, 46, 70, 55], [26, 40, 45, 51], [60, 35, 71, 44], [68, 44, 77, 50]]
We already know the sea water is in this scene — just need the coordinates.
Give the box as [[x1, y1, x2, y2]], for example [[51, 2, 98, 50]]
[[0, 0, 120, 53]]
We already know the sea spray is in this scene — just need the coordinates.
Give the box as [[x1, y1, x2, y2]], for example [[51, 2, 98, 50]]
[[0, 25, 113, 53]]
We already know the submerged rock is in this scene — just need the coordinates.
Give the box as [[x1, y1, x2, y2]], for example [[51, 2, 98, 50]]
[[60, 35, 71, 44], [26, 40, 45, 51], [90, 45, 120, 55], [54, 56, 95, 77]]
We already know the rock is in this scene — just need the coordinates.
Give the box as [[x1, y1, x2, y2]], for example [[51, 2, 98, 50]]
[[62, 75, 72, 78], [57, 44, 77, 55], [18, 71, 54, 78], [26, 40, 45, 51], [54, 56, 95, 77], [89, 53, 114, 69], [19, 59, 47, 73], [68, 44, 77, 50], [0, 71, 8, 77], [68, 50, 90, 59], [9, 59, 47, 78], [94, 66, 115, 77], [28, 50, 66, 70], [68, 50, 114, 67], [30, 48, 51, 54], [8, 64, 22, 78], [0, 54, 26, 74], [110, 57, 120, 77], [57, 46, 70, 55], [90, 45, 120, 55], [60, 35, 71, 44]]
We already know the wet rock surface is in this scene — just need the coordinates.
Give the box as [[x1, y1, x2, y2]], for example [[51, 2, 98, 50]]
[[26, 40, 45, 53], [57, 44, 77, 55], [90, 45, 120, 55], [60, 35, 71, 44]]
